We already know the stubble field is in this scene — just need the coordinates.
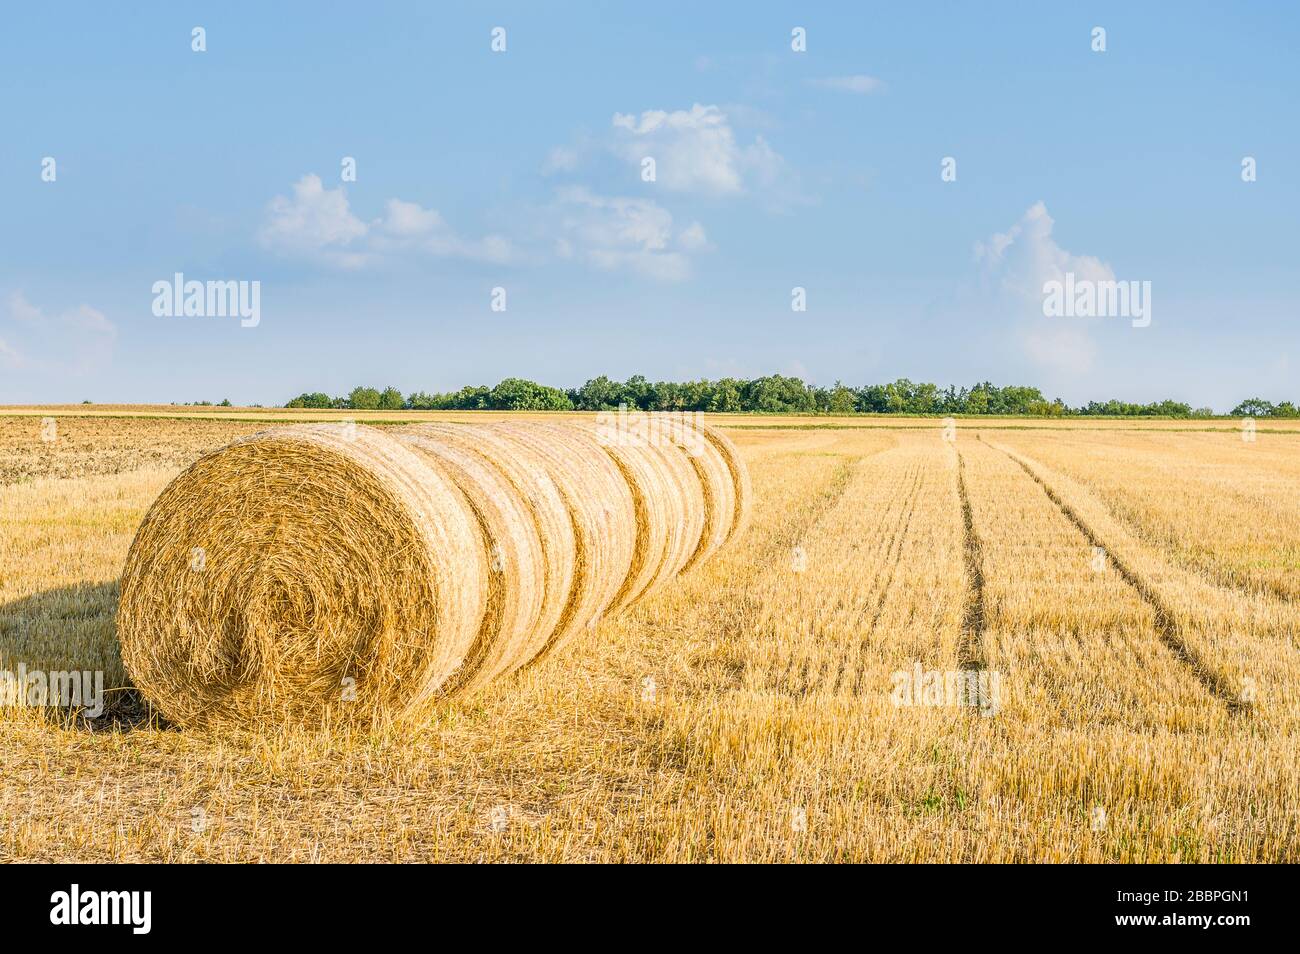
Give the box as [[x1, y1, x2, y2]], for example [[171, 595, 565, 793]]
[[1, 409, 1297, 861]]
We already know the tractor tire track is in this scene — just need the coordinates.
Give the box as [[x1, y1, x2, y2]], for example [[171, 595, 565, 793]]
[[982, 437, 1248, 715], [999, 439, 1300, 605], [955, 448, 988, 675], [950, 446, 996, 715]]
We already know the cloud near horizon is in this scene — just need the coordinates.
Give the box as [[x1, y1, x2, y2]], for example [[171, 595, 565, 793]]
[[1, 292, 116, 375], [974, 201, 1115, 376], [258, 174, 512, 268], [551, 186, 709, 282]]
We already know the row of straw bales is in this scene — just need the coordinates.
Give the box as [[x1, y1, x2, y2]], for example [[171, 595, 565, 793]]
[[117, 418, 750, 728]]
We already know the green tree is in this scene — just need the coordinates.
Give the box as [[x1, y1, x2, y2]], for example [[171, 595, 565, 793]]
[[1231, 398, 1276, 417], [489, 378, 573, 410], [826, 382, 857, 414], [708, 379, 743, 413], [571, 376, 624, 410], [378, 386, 406, 410], [348, 386, 381, 410]]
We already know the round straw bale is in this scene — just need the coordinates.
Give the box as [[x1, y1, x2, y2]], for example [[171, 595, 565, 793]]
[[643, 429, 707, 583], [576, 428, 676, 609], [399, 423, 576, 670], [576, 413, 711, 599], [699, 421, 752, 548], [117, 424, 488, 729], [392, 430, 547, 691], [484, 421, 636, 653], [661, 418, 735, 574]]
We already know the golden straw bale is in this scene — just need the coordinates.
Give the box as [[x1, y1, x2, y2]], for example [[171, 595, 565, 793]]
[[484, 421, 636, 651], [400, 423, 576, 668], [393, 430, 547, 691], [663, 420, 735, 574], [117, 424, 486, 728], [699, 420, 752, 548]]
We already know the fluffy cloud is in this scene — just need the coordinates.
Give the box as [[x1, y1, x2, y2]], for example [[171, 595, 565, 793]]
[[975, 201, 1113, 299], [259, 175, 510, 267], [610, 104, 785, 196], [551, 186, 707, 281], [372, 199, 512, 263], [974, 201, 1116, 375], [258, 174, 370, 268], [807, 75, 883, 94], [1, 293, 115, 374]]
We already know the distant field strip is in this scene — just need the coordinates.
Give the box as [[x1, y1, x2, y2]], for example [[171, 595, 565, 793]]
[[983, 436, 1298, 729], [994, 430, 1300, 601]]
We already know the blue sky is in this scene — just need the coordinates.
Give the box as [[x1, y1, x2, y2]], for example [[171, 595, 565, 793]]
[[2, 2, 1296, 409]]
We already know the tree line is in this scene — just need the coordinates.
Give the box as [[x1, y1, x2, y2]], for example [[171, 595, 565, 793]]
[[283, 375, 1299, 418]]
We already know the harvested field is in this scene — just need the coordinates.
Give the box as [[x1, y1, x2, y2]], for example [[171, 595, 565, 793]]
[[1, 411, 1298, 861]]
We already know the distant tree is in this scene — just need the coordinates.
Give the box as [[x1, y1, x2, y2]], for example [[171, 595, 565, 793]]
[[489, 378, 573, 410], [571, 376, 624, 410], [651, 380, 685, 411], [826, 382, 857, 414], [743, 375, 815, 413], [621, 375, 653, 410], [280, 377, 1265, 419], [708, 378, 743, 413], [219, 398, 232, 407], [1232, 398, 1276, 417], [450, 385, 492, 409], [679, 379, 714, 411], [408, 390, 452, 410]]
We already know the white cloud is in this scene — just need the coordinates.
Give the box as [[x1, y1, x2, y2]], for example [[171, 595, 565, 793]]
[[974, 201, 1115, 375], [610, 104, 785, 196], [551, 187, 704, 281], [377, 198, 445, 238], [807, 75, 883, 94], [258, 174, 370, 268], [1, 293, 116, 375], [259, 175, 510, 267], [975, 201, 1114, 298], [371, 199, 512, 263]]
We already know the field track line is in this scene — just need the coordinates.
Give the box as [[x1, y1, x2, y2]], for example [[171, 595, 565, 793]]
[[954, 449, 988, 675], [1000, 438, 1300, 605], [980, 436, 1249, 715]]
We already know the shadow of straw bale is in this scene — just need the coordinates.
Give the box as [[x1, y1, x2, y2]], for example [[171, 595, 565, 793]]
[[0, 580, 165, 731]]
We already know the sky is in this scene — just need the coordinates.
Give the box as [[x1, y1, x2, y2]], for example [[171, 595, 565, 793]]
[[2, 2, 1297, 410]]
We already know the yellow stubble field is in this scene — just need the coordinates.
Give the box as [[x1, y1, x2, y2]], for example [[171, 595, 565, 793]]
[[1, 409, 1297, 861]]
